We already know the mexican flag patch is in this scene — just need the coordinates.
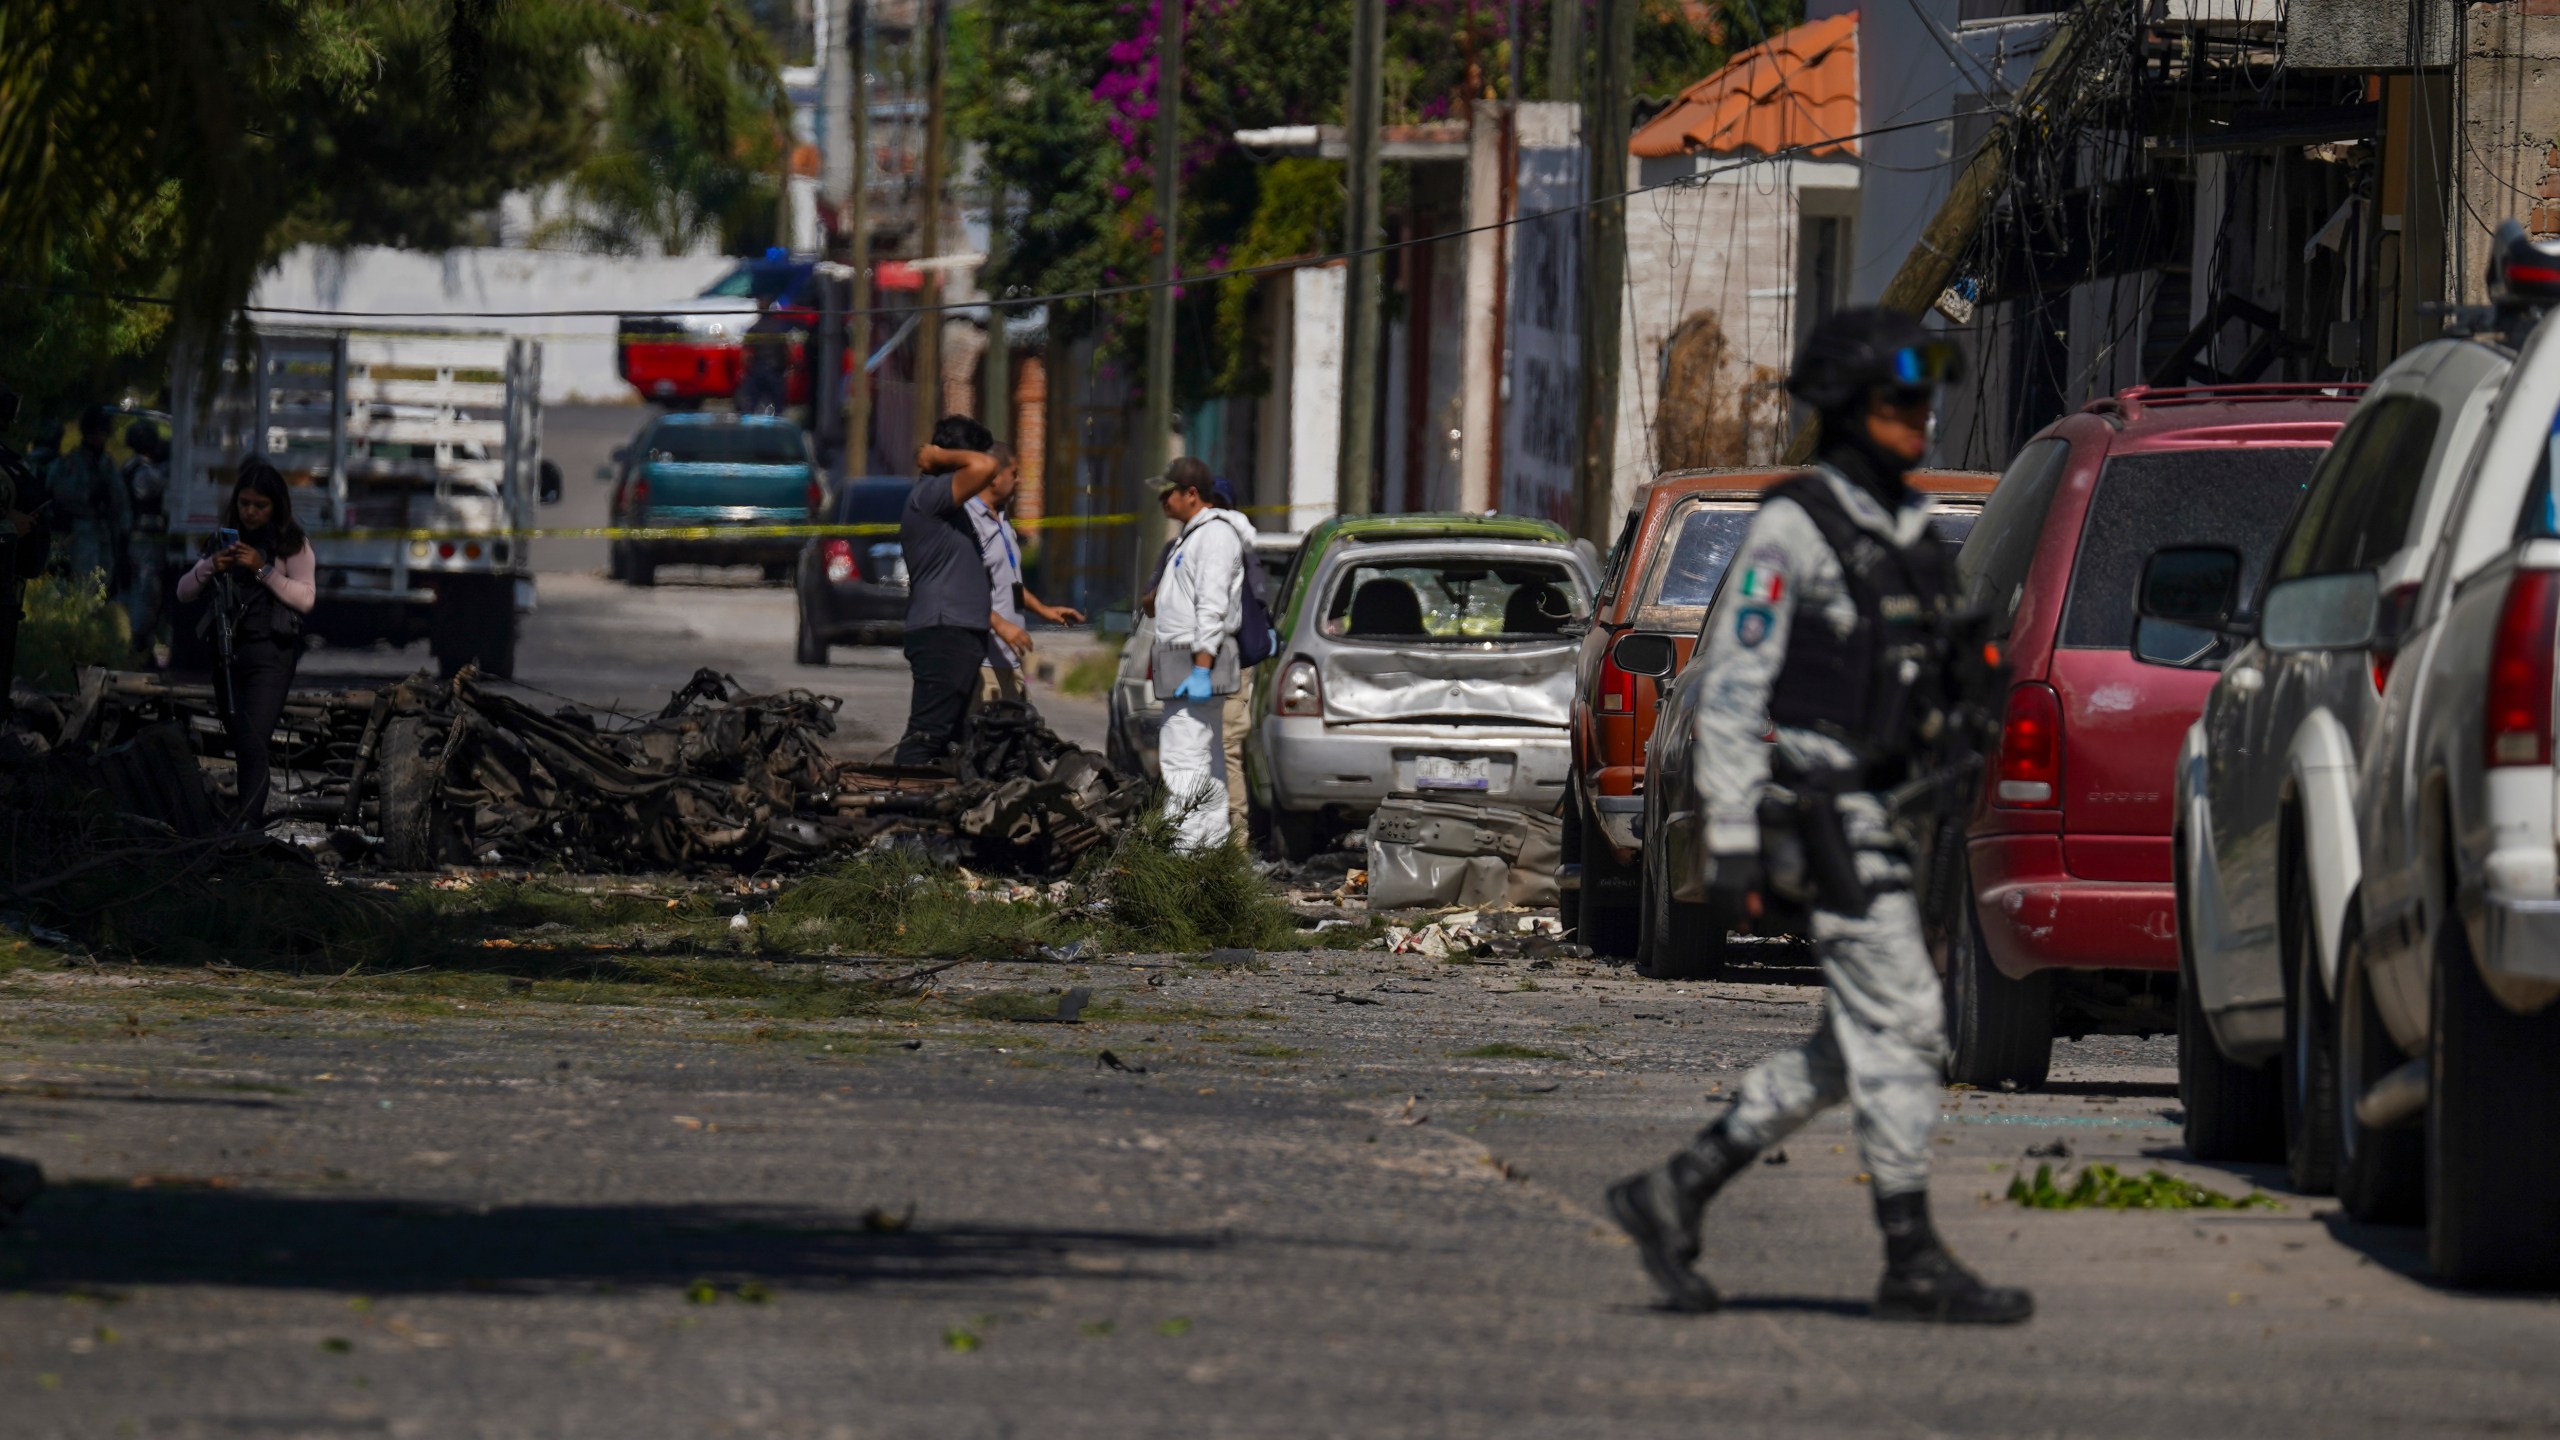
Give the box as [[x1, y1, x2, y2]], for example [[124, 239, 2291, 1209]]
[[1738, 566, 1784, 603]]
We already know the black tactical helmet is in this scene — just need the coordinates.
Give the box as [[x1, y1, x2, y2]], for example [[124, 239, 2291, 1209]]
[[1787, 307, 1967, 417], [78, 403, 115, 435], [0, 387, 19, 430]]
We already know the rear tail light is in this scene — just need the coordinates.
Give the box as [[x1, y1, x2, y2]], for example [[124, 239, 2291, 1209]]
[[1995, 682, 2063, 807], [1597, 652, 1638, 714], [806, 477, 825, 515], [437, 541, 457, 560], [2485, 569, 2559, 767], [822, 539, 856, 584], [1276, 658, 1323, 716], [2369, 582, 2421, 694], [629, 476, 650, 514]]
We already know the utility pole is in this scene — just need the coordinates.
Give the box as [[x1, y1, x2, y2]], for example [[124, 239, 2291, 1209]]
[[843, 0, 872, 475], [914, 0, 948, 444], [1140, 0, 1182, 584], [1337, 0, 1385, 516], [1775, 3, 2093, 463], [1574, 0, 1630, 544], [1548, 0, 1580, 103]]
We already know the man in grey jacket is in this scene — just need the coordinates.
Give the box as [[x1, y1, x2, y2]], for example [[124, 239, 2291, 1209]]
[[1150, 463, 1245, 850], [1605, 308, 2031, 1326]]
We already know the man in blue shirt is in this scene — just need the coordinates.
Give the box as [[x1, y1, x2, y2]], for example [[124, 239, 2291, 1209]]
[[968, 441, 1084, 708], [894, 416, 1002, 766]]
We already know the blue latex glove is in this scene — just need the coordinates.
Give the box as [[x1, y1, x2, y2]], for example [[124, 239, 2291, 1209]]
[[1173, 664, 1215, 701]]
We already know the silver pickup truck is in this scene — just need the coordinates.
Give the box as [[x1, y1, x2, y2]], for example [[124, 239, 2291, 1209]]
[[2157, 336, 2512, 1195]]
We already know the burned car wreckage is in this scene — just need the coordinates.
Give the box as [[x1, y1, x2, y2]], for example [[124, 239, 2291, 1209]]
[[4, 668, 1147, 878]]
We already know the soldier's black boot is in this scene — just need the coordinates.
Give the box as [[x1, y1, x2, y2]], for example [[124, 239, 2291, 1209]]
[[1606, 1123, 1755, 1312], [1871, 1189, 2034, 1325]]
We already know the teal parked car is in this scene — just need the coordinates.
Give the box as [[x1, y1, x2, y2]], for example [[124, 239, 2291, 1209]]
[[604, 412, 820, 586]]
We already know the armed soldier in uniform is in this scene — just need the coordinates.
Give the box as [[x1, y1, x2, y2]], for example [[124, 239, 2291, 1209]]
[[1605, 307, 2031, 1326]]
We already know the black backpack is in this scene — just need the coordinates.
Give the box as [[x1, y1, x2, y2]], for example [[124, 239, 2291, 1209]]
[[1232, 522, 1278, 667]]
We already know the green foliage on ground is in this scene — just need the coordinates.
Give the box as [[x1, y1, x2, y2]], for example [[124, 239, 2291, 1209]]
[[11, 573, 134, 691], [1095, 807, 1302, 952], [1054, 641, 1122, 699], [2007, 1163, 2282, 1212]]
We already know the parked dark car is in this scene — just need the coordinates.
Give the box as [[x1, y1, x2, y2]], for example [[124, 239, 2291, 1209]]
[[1568, 467, 1994, 956], [605, 412, 821, 586], [1628, 485, 1990, 978], [795, 476, 915, 663]]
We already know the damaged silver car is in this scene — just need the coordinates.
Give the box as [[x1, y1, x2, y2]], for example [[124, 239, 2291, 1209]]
[[1246, 536, 1595, 858]]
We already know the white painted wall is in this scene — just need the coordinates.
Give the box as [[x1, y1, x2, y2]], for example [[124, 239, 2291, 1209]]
[[254, 246, 740, 404], [1287, 263, 1347, 532], [1610, 157, 1859, 520]]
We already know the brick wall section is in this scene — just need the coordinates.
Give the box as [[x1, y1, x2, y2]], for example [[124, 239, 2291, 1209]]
[[1014, 355, 1048, 528], [2537, 142, 2560, 238], [2466, 4, 2560, 290]]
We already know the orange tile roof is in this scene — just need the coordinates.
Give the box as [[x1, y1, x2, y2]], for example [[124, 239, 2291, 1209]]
[[1629, 12, 1860, 160]]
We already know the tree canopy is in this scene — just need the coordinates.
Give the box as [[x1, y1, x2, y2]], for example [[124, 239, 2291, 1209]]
[[0, 0, 784, 423], [959, 0, 1799, 403]]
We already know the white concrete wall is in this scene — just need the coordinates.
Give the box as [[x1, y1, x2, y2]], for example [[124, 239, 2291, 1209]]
[[254, 246, 741, 404], [1287, 264, 1347, 532], [1609, 157, 1857, 520]]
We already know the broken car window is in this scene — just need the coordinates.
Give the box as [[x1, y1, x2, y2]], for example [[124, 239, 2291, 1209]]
[[1322, 559, 1586, 641]]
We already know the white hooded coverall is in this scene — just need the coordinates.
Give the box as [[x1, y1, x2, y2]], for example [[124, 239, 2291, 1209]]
[[1152, 506, 1248, 850]]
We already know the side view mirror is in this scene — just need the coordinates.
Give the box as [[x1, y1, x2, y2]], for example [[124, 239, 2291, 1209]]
[[2139, 545, 2246, 629], [610, 445, 629, 463], [594, 463, 617, 483], [2261, 571, 2380, 653], [1611, 632, 1676, 678], [538, 458, 563, 504]]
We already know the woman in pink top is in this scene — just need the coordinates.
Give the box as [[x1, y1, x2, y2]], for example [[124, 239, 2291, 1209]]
[[176, 459, 317, 828]]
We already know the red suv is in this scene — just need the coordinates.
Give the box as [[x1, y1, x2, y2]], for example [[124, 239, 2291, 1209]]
[[1946, 385, 2359, 1087]]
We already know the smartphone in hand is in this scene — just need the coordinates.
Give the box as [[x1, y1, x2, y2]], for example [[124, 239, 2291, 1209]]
[[215, 527, 241, 550]]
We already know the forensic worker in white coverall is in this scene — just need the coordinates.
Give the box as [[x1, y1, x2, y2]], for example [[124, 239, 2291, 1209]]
[[1606, 307, 2032, 1326], [1149, 466, 1245, 851]]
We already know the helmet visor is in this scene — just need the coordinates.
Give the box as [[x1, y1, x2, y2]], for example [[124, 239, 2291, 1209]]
[[1887, 341, 1965, 388]]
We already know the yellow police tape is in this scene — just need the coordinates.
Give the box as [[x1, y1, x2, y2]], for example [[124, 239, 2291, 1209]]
[[301, 503, 1296, 545]]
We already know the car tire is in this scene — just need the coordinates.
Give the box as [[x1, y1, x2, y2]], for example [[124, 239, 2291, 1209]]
[[794, 607, 828, 666], [1634, 838, 1722, 981], [2178, 945, 2284, 1162], [1944, 885, 2053, 1089], [626, 551, 657, 588], [1271, 809, 1325, 863], [607, 541, 628, 581], [1574, 792, 1640, 958], [2426, 902, 2560, 1286], [2283, 869, 2342, 1194], [2333, 921, 2423, 1224], [763, 562, 791, 584]]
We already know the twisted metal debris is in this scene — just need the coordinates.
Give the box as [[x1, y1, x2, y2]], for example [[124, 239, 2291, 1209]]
[[6, 668, 1148, 877]]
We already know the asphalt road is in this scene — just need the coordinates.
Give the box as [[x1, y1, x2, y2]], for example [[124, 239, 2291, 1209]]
[[294, 403, 1109, 756], [3, 948, 2554, 1438]]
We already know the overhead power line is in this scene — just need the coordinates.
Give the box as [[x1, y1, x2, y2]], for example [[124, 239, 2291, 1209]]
[[2, 115, 1971, 327]]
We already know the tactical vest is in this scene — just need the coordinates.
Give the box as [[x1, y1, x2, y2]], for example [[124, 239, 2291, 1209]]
[[1763, 473, 1952, 758]]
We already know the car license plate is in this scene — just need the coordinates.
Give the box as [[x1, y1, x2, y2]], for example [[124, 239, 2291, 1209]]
[[1415, 755, 1491, 791]]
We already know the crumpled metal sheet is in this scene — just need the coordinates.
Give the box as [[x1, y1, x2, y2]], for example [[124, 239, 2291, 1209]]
[[1318, 642, 1577, 727]]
